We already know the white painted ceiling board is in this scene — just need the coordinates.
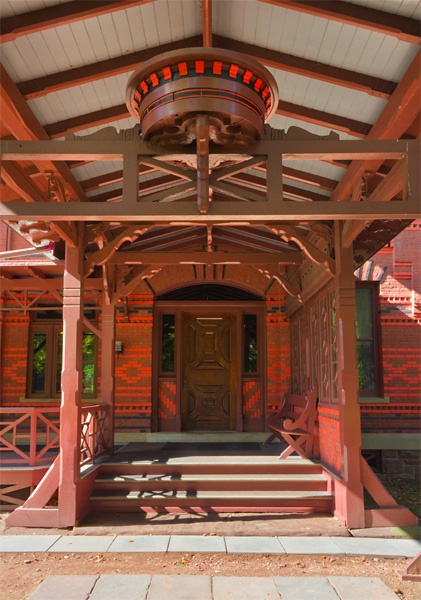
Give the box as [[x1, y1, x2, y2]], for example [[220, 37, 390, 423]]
[[0, 0, 71, 18], [345, 0, 421, 18]]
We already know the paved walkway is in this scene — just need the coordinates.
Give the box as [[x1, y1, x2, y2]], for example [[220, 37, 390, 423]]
[[28, 574, 402, 599], [1, 534, 420, 557]]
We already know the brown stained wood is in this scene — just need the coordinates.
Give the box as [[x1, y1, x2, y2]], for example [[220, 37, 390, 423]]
[[276, 101, 371, 138], [0, 64, 86, 204], [202, 0, 212, 47], [17, 35, 203, 100], [81, 165, 156, 192], [105, 251, 301, 265], [182, 312, 236, 430], [212, 35, 396, 100], [255, 164, 337, 192], [0, 1, 155, 43], [258, 0, 421, 45], [45, 105, 130, 139], [270, 224, 335, 273]]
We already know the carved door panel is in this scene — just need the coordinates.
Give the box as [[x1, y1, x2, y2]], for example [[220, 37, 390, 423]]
[[182, 313, 236, 430]]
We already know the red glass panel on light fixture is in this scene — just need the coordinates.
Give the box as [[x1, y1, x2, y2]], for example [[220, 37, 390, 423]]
[[254, 78, 262, 91], [195, 60, 205, 74], [150, 72, 159, 87], [163, 66, 172, 80], [262, 87, 269, 99], [134, 90, 141, 103], [243, 70, 252, 84], [213, 61, 222, 75], [140, 81, 148, 94], [229, 64, 239, 78], [178, 62, 188, 76]]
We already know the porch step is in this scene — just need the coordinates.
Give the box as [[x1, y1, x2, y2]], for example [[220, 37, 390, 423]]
[[90, 489, 332, 512], [94, 473, 328, 492]]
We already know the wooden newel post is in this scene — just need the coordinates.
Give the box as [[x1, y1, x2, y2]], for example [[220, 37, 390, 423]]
[[101, 302, 115, 453], [58, 233, 84, 526], [334, 222, 365, 528]]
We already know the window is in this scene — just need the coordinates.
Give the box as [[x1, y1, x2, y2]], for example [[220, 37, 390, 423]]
[[356, 285, 380, 396], [161, 314, 175, 373], [28, 325, 97, 398], [243, 314, 257, 373]]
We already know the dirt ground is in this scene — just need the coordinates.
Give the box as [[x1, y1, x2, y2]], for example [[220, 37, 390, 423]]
[[0, 552, 419, 600]]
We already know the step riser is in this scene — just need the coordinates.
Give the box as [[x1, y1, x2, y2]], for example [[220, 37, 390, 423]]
[[94, 480, 328, 492], [90, 499, 332, 512], [98, 464, 323, 476]]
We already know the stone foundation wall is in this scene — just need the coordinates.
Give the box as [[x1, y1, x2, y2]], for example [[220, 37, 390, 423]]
[[381, 450, 421, 481]]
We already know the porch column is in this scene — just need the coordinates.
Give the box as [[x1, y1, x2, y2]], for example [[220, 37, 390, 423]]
[[101, 302, 115, 453], [58, 234, 84, 526], [334, 222, 365, 528]]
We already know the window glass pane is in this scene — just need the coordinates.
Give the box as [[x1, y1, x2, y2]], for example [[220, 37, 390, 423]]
[[244, 314, 257, 373], [82, 364, 95, 394], [32, 332, 47, 393], [82, 333, 95, 361], [356, 288, 373, 338], [357, 340, 376, 392], [55, 332, 63, 394], [35, 308, 63, 320], [161, 315, 175, 372]]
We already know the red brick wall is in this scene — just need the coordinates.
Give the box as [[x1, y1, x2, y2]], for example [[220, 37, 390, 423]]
[[0, 315, 29, 405]]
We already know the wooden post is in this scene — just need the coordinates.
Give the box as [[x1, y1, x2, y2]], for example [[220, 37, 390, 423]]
[[57, 229, 84, 527], [101, 302, 115, 453], [334, 221, 365, 528]]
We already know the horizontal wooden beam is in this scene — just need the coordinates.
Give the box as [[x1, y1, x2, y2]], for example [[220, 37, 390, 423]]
[[81, 165, 156, 192], [45, 105, 130, 139], [213, 35, 396, 100], [255, 164, 337, 192], [1, 138, 413, 161], [0, 278, 103, 290], [17, 35, 203, 100], [105, 251, 301, 265], [276, 100, 371, 138], [259, 1, 421, 45], [0, 1, 154, 43], [1, 199, 418, 222]]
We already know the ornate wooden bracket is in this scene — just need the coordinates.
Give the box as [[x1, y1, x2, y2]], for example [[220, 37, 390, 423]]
[[269, 224, 335, 274], [257, 266, 302, 301], [84, 225, 152, 276], [112, 265, 161, 305]]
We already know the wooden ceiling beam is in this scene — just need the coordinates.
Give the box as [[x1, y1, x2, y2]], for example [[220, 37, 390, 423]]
[[254, 164, 337, 192], [230, 172, 330, 203], [81, 165, 157, 192], [0, 64, 86, 203], [213, 35, 396, 100], [202, 0, 212, 47], [0, 1, 156, 43], [276, 100, 371, 138], [17, 35, 203, 100], [258, 1, 421, 45], [106, 251, 301, 265], [44, 99, 371, 142]]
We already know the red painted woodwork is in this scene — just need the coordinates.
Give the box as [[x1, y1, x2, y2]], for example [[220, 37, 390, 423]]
[[182, 313, 236, 431]]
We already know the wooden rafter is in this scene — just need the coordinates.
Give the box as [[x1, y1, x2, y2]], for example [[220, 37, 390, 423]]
[[81, 165, 156, 192], [0, 1, 155, 43], [105, 251, 301, 265], [0, 64, 86, 204], [202, 0, 212, 47], [258, 1, 421, 44], [213, 35, 396, 100]]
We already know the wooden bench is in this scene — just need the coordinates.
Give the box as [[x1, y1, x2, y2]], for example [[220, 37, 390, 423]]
[[264, 387, 318, 460]]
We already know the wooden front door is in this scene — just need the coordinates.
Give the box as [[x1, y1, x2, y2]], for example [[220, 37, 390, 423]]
[[182, 313, 236, 430]]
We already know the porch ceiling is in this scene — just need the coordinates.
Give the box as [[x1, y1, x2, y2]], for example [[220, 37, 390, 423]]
[[0, 0, 420, 290]]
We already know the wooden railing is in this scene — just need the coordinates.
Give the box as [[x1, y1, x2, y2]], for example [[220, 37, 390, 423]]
[[80, 404, 109, 466], [0, 407, 60, 466]]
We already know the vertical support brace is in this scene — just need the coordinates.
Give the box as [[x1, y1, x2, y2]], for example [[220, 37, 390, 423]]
[[123, 152, 139, 208], [101, 302, 115, 453], [196, 114, 210, 214], [334, 221, 365, 529], [266, 150, 283, 206], [58, 226, 84, 527]]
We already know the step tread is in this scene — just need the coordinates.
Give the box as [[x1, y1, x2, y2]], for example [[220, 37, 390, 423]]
[[96, 473, 327, 482], [91, 490, 332, 500], [100, 457, 317, 466]]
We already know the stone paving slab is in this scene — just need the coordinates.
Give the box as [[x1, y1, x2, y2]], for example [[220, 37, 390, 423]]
[[48, 535, 114, 553], [168, 534, 226, 553], [0, 534, 60, 553], [274, 576, 340, 600], [89, 574, 151, 600], [28, 575, 98, 600], [387, 538, 421, 557], [278, 536, 345, 555], [329, 576, 399, 599], [107, 534, 169, 552], [213, 576, 280, 599], [225, 536, 284, 554], [332, 536, 406, 557], [147, 574, 212, 600]]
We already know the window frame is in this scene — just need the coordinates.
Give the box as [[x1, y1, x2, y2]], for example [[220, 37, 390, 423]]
[[355, 282, 382, 397], [27, 322, 98, 399]]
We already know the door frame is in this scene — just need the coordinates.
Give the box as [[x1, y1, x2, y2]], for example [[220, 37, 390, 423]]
[[153, 301, 266, 432]]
